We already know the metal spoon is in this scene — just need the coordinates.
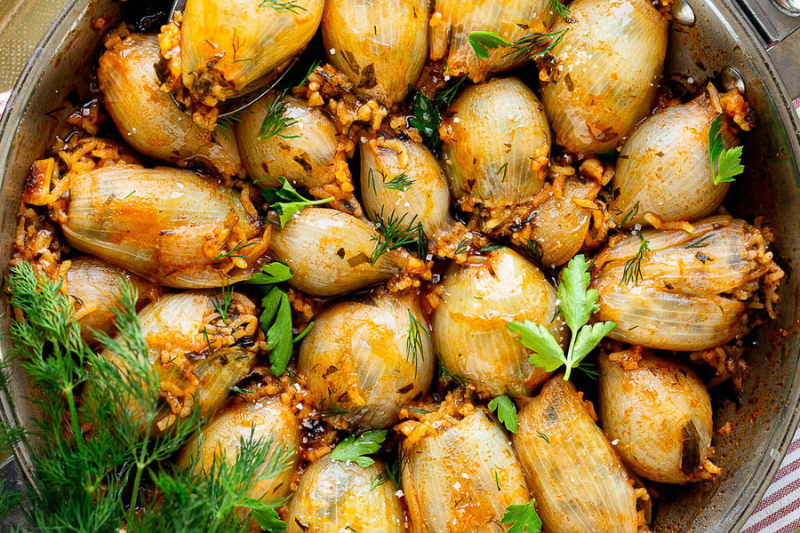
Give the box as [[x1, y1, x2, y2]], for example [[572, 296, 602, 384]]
[[167, 0, 295, 117]]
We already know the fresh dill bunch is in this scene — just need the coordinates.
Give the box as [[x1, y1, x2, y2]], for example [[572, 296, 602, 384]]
[[135, 432, 293, 533], [258, 88, 300, 141], [370, 207, 424, 265]]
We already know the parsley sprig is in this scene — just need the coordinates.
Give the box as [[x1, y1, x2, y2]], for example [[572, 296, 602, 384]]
[[502, 499, 543, 533], [330, 430, 388, 467], [488, 396, 518, 434], [262, 176, 334, 227], [507, 254, 616, 381], [709, 114, 744, 185], [467, 31, 512, 59]]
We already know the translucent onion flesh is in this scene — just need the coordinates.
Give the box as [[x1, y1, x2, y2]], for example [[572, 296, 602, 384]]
[[441, 77, 550, 230], [592, 216, 778, 351], [66, 256, 157, 343], [61, 165, 267, 288], [433, 247, 561, 398], [610, 95, 739, 227], [177, 397, 300, 504], [286, 455, 405, 532], [98, 33, 244, 179], [513, 378, 639, 533], [181, 0, 324, 101], [429, 0, 553, 82], [598, 351, 715, 484], [298, 290, 434, 429], [322, 0, 429, 105], [541, 0, 668, 155], [268, 207, 411, 297], [402, 409, 530, 533]]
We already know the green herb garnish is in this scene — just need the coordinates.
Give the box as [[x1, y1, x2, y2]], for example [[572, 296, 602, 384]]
[[488, 396, 518, 434], [370, 208, 424, 265], [258, 0, 306, 14], [502, 499, 543, 533], [549, 0, 571, 19], [382, 172, 415, 191], [507, 254, 616, 381], [330, 430, 388, 467], [409, 87, 441, 150], [258, 88, 299, 140], [406, 309, 430, 379], [709, 114, 744, 185], [620, 231, 650, 286], [262, 176, 334, 227], [467, 31, 512, 59]]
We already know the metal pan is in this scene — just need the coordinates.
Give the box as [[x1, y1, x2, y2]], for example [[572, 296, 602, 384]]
[[0, 0, 799, 531]]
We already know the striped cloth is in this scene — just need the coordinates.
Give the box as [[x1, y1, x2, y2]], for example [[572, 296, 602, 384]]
[[0, 92, 798, 531]]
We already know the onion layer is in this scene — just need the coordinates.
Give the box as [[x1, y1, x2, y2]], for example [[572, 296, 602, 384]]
[[598, 350, 716, 484], [433, 248, 561, 398], [513, 378, 639, 533], [541, 0, 668, 155]]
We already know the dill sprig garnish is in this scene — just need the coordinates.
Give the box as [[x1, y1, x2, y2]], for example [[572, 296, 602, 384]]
[[406, 309, 430, 379], [685, 233, 715, 249], [294, 59, 323, 90], [549, 0, 571, 19], [213, 282, 235, 323], [382, 172, 415, 191], [439, 360, 469, 387], [521, 238, 544, 263], [258, 0, 306, 13], [213, 110, 248, 143], [537, 431, 550, 443], [508, 28, 570, 60], [214, 241, 256, 261], [370, 208, 424, 265], [619, 201, 640, 227], [497, 162, 508, 182], [258, 88, 299, 141], [454, 238, 471, 255], [620, 231, 651, 286], [435, 76, 467, 107]]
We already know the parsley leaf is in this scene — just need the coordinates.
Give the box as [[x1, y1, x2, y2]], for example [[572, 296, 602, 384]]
[[330, 430, 388, 467], [502, 499, 543, 533], [262, 176, 334, 226], [240, 498, 286, 532], [248, 262, 293, 285], [409, 87, 441, 150], [507, 254, 617, 381], [467, 31, 512, 59], [264, 289, 293, 376], [708, 114, 744, 185], [488, 396, 518, 434]]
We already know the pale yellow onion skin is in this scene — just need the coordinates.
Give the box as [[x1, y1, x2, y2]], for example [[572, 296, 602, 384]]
[[360, 134, 455, 244], [66, 256, 156, 343], [598, 351, 714, 484], [97, 34, 243, 179], [286, 455, 405, 533], [541, 0, 668, 155], [513, 378, 638, 533], [322, 0, 429, 105], [298, 290, 433, 429], [61, 165, 264, 288], [610, 96, 739, 227], [441, 77, 550, 222], [402, 409, 530, 533], [100, 291, 256, 429], [269, 207, 409, 297], [592, 216, 775, 351], [177, 397, 300, 504], [433, 248, 560, 398], [181, 0, 324, 100], [525, 177, 601, 267], [429, 0, 553, 82]]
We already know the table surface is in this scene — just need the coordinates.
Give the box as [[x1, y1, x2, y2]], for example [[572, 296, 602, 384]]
[[0, 1, 798, 532]]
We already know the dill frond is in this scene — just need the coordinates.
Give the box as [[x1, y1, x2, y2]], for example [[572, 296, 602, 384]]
[[619, 200, 640, 227], [406, 310, 430, 379], [435, 76, 467, 107], [620, 231, 650, 286], [507, 28, 570, 61], [370, 207, 424, 265], [548, 0, 571, 19], [521, 238, 544, 263], [258, 88, 300, 141], [685, 233, 715, 249], [294, 59, 323, 90], [258, 0, 307, 13], [439, 360, 469, 387], [454, 238, 471, 255], [213, 282, 235, 323], [214, 241, 256, 261], [382, 172, 415, 191]]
